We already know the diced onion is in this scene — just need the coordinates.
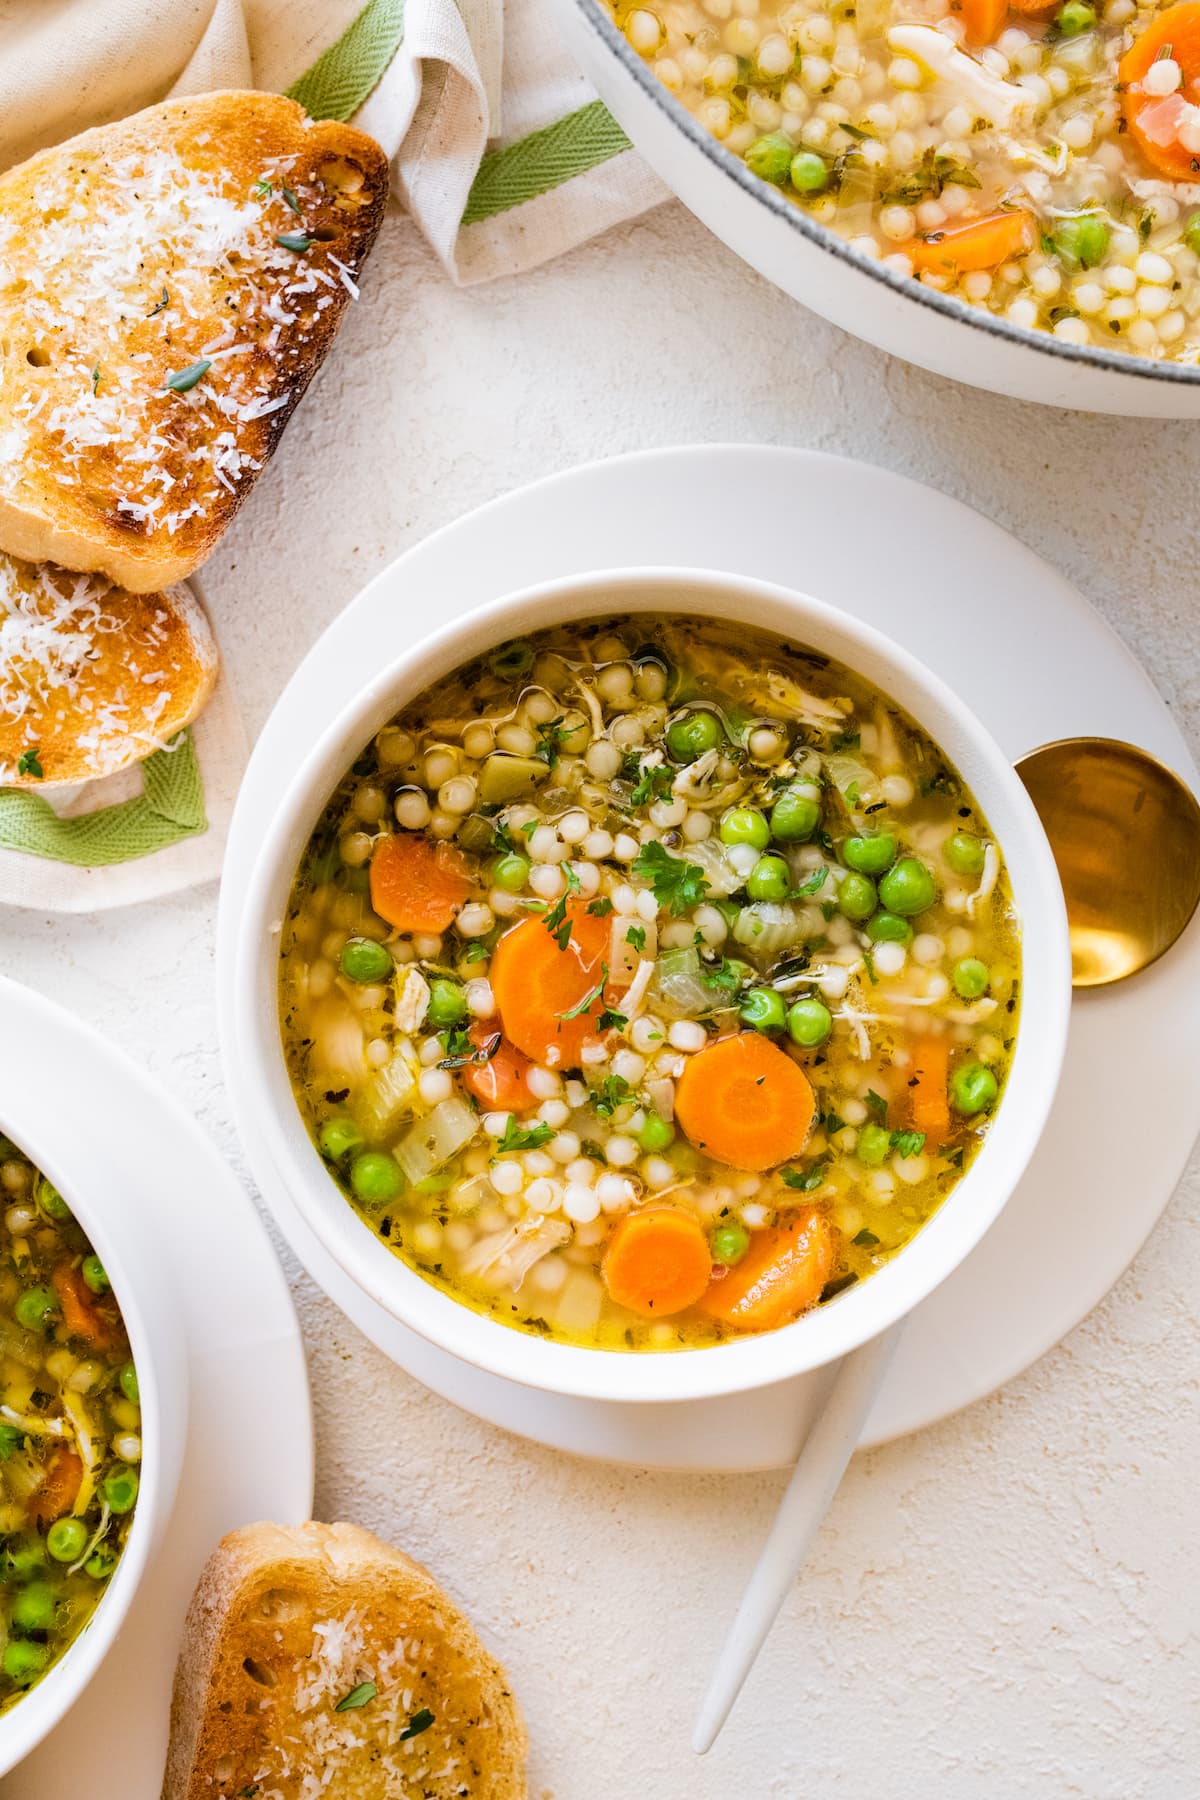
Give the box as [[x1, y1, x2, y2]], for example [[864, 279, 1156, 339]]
[[396, 1096, 478, 1184]]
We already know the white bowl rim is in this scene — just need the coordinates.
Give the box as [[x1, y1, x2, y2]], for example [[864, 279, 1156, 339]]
[[235, 565, 1072, 1405], [571, 0, 1200, 390], [0, 1097, 174, 1764]]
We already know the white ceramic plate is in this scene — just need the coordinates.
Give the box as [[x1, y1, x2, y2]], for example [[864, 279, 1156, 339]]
[[218, 444, 1200, 1469], [1, 981, 313, 1795]]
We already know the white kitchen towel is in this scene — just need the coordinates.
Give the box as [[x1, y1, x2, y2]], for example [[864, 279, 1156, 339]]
[[0, 0, 667, 908]]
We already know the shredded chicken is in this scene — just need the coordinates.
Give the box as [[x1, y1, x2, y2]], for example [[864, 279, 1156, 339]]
[[394, 965, 431, 1035], [460, 1215, 571, 1290], [967, 842, 1001, 917], [763, 670, 849, 730], [621, 956, 656, 1020], [887, 25, 1036, 127]]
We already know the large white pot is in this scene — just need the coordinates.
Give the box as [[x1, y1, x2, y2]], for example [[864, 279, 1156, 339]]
[[230, 567, 1071, 1407], [555, 0, 1200, 417]]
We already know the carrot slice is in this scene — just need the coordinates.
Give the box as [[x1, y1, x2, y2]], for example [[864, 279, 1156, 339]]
[[908, 211, 1035, 277], [29, 1448, 83, 1527], [701, 1209, 835, 1331], [1120, 4, 1200, 178], [460, 1023, 535, 1112], [52, 1261, 118, 1351], [603, 1208, 713, 1318], [369, 832, 470, 934], [490, 902, 611, 1068], [674, 1033, 816, 1172], [958, 0, 1008, 45], [907, 1034, 951, 1148], [1007, 0, 1059, 16]]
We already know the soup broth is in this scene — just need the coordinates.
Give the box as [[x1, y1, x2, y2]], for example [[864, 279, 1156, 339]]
[[0, 1141, 139, 1709], [280, 614, 1019, 1352]]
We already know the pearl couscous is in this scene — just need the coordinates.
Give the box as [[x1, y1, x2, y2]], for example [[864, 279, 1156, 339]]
[[607, 0, 1200, 360], [280, 615, 1019, 1352]]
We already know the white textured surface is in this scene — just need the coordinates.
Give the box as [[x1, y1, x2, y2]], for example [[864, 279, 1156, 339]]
[[2, 203, 1197, 1797]]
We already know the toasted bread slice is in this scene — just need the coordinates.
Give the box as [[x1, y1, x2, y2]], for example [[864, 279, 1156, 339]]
[[0, 552, 217, 785], [0, 92, 388, 593], [163, 1521, 528, 1800]]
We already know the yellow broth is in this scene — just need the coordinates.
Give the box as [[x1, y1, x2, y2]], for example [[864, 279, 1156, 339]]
[[0, 1141, 140, 1708], [280, 615, 1019, 1351]]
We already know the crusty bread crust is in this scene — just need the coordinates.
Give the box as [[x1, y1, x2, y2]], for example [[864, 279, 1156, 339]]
[[0, 92, 388, 591], [163, 1521, 528, 1800], [0, 555, 217, 784]]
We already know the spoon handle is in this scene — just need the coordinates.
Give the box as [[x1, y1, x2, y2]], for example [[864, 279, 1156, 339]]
[[691, 1321, 904, 1755]]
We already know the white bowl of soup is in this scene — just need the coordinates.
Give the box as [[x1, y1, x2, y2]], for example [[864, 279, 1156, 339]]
[[0, 1093, 187, 1770], [552, 0, 1200, 415], [236, 569, 1070, 1404]]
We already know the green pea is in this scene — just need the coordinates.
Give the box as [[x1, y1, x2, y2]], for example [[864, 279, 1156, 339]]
[[953, 958, 990, 1001], [837, 872, 877, 922], [637, 1114, 676, 1154], [10, 1582, 55, 1634], [339, 938, 393, 984], [745, 131, 794, 184], [866, 911, 913, 945], [81, 1255, 109, 1295], [46, 1517, 88, 1564], [15, 1286, 58, 1332], [786, 998, 832, 1048], [944, 830, 986, 878], [1186, 212, 1200, 257], [770, 783, 822, 843], [878, 857, 937, 917], [1056, 0, 1095, 30], [665, 709, 723, 763], [36, 1178, 70, 1222], [856, 1122, 892, 1166], [739, 987, 787, 1032], [119, 1362, 140, 1405], [843, 833, 897, 875], [951, 1063, 999, 1115], [86, 1545, 118, 1581], [319, 1116, 366, 1163], [350, 1151, 404, 1205], [2, 1639, 49, 1685], [746, 854, 791, 902], [102, 1464, 140, 1515], [3, 1538, 46, 1582], [710, 1222, 751, 1265], [790, 150, 829, 194], [492, 852, 531, 892], [719, 807, 770, 851], [1052, 213, 1110, 268], [425, 977, 468, 1029]]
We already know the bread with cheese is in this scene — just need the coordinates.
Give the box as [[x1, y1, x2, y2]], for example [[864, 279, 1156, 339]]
[[0, 552, 217, 786], [162, 1520, 529, 1800], [0, 91, 388, 592]]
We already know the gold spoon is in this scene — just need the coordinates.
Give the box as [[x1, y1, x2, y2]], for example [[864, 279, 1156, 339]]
[[1015, 737, 1200, 988]]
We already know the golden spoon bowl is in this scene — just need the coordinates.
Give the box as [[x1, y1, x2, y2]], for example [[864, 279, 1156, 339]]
[[1015, 737, 1200, 988]]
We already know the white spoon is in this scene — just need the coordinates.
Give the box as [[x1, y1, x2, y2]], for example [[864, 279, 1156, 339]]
[[691, 1320, 903, 1754]]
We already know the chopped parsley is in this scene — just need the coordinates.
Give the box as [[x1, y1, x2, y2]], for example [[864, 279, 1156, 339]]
[[630, 761, 675, 806], [891, 1129, 927, 1159], [491, 821, 515, 854], [865, 1089, 888, 1121], [281, 183, 302, 214], [90, 364, 100, 394], [543, 864, 581, 950], [791, 866, 828, 897], [147, 286, 170, 317], [632, 840, 709, 916], [165, 358, 212, 394], [438, 1031, 499, 1071], [496, 1118, 554, 1153], [852, 1228, 880, 1247], [276, 232, 316, 252], [702, 958, 743, 994], [335, 1680, 378, 1712], [597, 1004, 628, 1032], [16, 747, 43, 779], [820, 1272, 859, 1302], [0, 1424, 26, 1460], [861, 947, 878, 985], [781, 1164, 826, 1192], [253, 177, 274, 199], [624, 924, 646, 953], [400, 1707, 436, 1741], [533, 716, 569, 770], [464, 941, 490, 963], [559, 967, 607, 1022], [592, 1074, 630, 1118], [588, 897, 614, 918]]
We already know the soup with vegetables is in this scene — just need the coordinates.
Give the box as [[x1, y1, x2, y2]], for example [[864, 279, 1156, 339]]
[[605, 0, 1200, 361], [280, 615, 1019, 1352], [0, 1142, 139, 1708]]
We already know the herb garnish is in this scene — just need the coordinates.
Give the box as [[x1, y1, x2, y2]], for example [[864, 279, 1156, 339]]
[[598, 1004, 628, 1032], [559, 967, 607, 1022], [891, 1129, 926, 1159], [791, 866, 828, 898], [588, 897, 614, 918], [253, 177, 274, 199], [464, 940, 489, 963], [438, 1031, 500, 1071], [90, 365, 100, 394], [865, 1089, 888, 1121], [820, 1272, 859, 1302], [631, 761, 674, 806], [861, 947, 877, 985], [0, 1424, 26, 1460], [533, 717, 568, 770], [781, 1164, 826, 1191], [148, 287, 170, 317], [593, 1074, 630, 1118], [277, 232, 316, 253], [703, 958, 743, 994], [624, 924, 646, 953], [400, 1707, 436, 1740], [335, 1680, 378, 1712], [852, 1229, 880, 1247], [16, 747, 43, 779], [282, 183, 302, 214], [632, 840, 709, 916], [165, 358, 212, 394], [496, 1118, 554, 1153], [543, 864, 581, 949]]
